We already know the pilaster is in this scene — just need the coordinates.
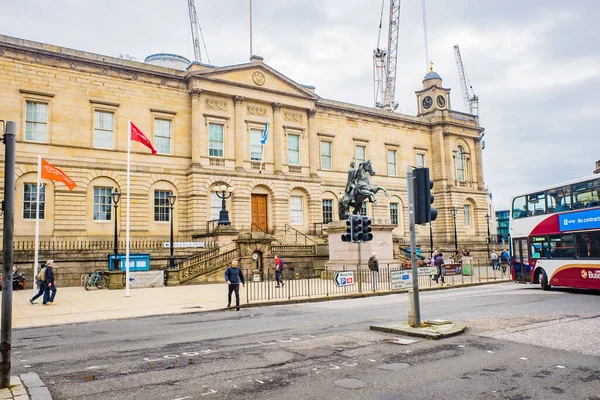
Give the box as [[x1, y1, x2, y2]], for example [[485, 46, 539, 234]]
[[307, 109, 318, 177], [234, 95, 245, 170], [272, 102, 283, 174], [189, 88, 203, 165]]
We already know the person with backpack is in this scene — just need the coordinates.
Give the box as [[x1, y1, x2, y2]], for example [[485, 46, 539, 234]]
[[29, 263, 46, 305], [274, 255, 285, 288], [42, 260, 57, 305]]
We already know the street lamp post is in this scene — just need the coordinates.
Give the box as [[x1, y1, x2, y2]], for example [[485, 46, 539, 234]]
[[168, 193, 176, 269], [451, 206, 458, 256], [216, 185, 234, 225], [111, 189, 121, 271], [485, 213, 491, 260]]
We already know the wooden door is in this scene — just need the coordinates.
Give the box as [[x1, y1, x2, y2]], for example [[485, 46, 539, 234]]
[[251, 194, 268, 232]]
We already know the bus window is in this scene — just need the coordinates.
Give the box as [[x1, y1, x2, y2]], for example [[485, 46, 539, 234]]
[[572, 179, 600, 209], [527, 192, 545, 216], [530, 236, 550, 258], [553, 185, 572, 212], [545, 191, 557, 214], [575, 232, 600, 258], [512, 196, 527, 219], [549, 234, 575, 258]]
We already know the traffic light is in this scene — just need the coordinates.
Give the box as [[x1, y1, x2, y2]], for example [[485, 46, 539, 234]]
[[413, 167, 437, 224], [361, 216, 373, 241], [342, 217, 352, 242], [350, 214, 363, 242]]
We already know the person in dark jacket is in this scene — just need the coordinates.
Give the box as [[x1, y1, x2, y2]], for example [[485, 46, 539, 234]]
[[29, 263, 46, 304], [434, 253, 445, 285], [42, 260, 57, 305], [368, 252, 379, 290], [224, 260, 245, 311]]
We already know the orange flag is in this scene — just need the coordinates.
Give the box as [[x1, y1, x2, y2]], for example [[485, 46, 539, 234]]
[[41, 159, 76, 190]]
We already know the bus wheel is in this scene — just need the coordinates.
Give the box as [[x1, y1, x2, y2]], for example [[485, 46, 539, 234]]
[[539, 270, 551, 291]]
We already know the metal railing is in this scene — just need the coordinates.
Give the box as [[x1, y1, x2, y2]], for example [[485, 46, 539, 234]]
[[177, 241, 238, 283], [251, 223, 269, 234], [12, 237, 214, 251], [283, 224, 316, 245], [312, 222, 325, 236], [206, 219, 220, 235]]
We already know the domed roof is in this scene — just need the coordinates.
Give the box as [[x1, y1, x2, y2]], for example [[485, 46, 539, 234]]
[[423, 71, 442, 81]]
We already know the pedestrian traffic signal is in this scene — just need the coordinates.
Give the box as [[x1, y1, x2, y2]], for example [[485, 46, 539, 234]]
[[361, 216, 373, 241], [342, 217, 352, 242], [413, 167, 437, 224], [350, 214, 363, 242]]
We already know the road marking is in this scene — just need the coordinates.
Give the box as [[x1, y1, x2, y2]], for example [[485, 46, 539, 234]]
[[556, 365, 566, 369], [144, 358, 162, 362], [369, 359, 376, 362], [23, 365, 31, 368], [458, 345, 465, 348], [164, 355, 179, 359], [487, 351, 494, 354], [329, 365, 340, 370], [201, 389, 216, 396], [171, 397, 192, 400], [20, 360, 27, 362], [255, 379, 264, 384], [519, 357, 528, 360], [182, 352, 199, 356], [85, 365, 108, 370]]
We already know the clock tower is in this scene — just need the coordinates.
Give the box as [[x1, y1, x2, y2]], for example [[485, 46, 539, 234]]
[[416, 65, 451, 117]]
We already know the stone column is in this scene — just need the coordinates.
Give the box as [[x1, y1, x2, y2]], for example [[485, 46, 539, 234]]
[[307, 109, 318, 176], [474, 137, 485, 190], [272, 102, 283, 174], [233, 96, 245, 170], [189, 88, 203, 165]]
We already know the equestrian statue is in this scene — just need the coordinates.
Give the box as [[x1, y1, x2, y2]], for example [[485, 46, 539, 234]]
[[338, 159, 389, 220]]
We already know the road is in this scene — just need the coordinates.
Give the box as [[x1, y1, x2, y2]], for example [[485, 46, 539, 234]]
[[11, 283, 600, 400]]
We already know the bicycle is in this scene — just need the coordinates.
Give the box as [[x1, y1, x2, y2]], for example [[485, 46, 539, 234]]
[[85, 271, 107, 290]]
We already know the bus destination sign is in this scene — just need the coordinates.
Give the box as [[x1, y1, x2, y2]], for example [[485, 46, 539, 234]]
[[559, 209, 600, 232]]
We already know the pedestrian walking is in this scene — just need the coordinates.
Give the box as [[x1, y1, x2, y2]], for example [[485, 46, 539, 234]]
[[501, 249, 510, 273], [42, 260, 57, 305], [29, 263, 46, 305], [274, 255, 285, 288], [224, 260, 245, 311], [368, 252, 379, 290], [490, 250, 499, 270], [434, 252, 445, 285]]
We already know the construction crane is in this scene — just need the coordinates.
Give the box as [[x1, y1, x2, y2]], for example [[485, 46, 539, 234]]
[[453, 44, 478, 116], [373, 0, 402, 111], [188, 0, 210, 64]]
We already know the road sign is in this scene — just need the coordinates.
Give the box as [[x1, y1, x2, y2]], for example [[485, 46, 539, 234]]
[[442, 264, 462, 276], [333, 271, 355, 287], [418, 266, 438, 275], [163, 242, 205, 248], [391, 270, 412, 289]]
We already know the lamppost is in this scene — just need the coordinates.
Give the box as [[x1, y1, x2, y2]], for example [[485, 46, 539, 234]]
[[111, 189, 121, 271], [451, 206, 458, 256], [168, 193, 176, 269], [485, 213, 491, 259], [216, 185, 234, 225]]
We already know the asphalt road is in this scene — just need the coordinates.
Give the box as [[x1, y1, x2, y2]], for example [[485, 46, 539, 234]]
[[11, 282, 600, 400]]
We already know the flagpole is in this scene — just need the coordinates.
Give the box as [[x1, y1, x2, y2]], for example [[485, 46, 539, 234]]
[[126, 121, 131, 297], [32, 155, 41, 297], [259, 143, 264, 173], [249, 0, 253, 58]]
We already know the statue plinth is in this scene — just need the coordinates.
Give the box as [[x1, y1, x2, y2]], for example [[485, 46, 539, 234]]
[[324, 221, 400, 271]]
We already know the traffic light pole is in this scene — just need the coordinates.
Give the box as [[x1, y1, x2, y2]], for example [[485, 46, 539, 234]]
[[406, 166, 421, 327], [357, 240, 362, 293]]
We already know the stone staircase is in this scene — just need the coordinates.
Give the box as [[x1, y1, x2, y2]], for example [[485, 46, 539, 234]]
[[176, 242, 239, 285]]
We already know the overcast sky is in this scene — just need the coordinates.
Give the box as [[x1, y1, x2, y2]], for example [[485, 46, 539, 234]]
[[3, 0, 599, 209]]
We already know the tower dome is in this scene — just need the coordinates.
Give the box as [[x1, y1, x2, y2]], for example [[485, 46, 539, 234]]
[[144, 53, 191, 70], [423, 70, 442, 81]]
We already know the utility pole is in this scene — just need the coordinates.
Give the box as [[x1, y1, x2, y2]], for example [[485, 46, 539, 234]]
[[1, 121, 16, 388], [406, 165, 421, 327]]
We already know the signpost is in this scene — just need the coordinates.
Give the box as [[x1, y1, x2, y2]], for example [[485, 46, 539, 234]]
[[391, 270, 412, 289], [333, 271, 355, 287]]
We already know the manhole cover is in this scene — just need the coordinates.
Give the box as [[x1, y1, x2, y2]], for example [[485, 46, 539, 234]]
[[377, 363, 410, 371], [334, 378, 367, 389]]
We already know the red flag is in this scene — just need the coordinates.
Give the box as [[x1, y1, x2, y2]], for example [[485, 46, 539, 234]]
[[129, 121, 157, 154], [41, 159, 76, 190]]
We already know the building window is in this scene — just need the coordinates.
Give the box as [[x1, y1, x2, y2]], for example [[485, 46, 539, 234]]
[[23, 183, 45, 220], [456, 146, 465, 181], [320, 141, 332, 170], [359, 202, 367, 216], [154, 118, 171, 154], [93, 187, 112, 221], [291, 196, 303, 225], [322, 199, 333, 224], [387, 150, 397, 176], [463, 204, 472, 227], [208, 123, 224, 158], [288, 134, 300, 165], [153, 190, 172, 222], [93, 111, 114, 149], [25, 101, 48, 142], [416, 153, 425, 168], [390, 202, 399, 225], [250, 129, 263, 161], [355, 145, 366, 164], [210, 192, 221, 220]]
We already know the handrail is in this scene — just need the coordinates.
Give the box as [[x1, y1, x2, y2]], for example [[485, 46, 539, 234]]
[[251, 223, 268, 234], [312, 222, 325, 236], [283, 224, 316, 245], [206, 219, 219, 235]]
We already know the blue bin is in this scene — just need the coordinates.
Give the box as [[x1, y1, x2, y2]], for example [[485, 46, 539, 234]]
[[108, 254, 150, 271]]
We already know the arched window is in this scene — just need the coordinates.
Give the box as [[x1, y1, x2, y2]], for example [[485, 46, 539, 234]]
[[456, 146, 465, 181]]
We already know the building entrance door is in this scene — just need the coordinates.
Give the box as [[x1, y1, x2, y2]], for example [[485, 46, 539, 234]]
[[251, 194, 268, 232]]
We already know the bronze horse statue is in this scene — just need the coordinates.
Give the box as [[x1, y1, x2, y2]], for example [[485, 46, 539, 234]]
[[338, 160, 389, 220]]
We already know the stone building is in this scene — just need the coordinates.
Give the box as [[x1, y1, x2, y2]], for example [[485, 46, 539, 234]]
[[0, 34, 487, 252]]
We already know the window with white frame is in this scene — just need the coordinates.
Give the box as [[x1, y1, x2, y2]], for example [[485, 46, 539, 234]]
[[322, 199, 333, 224], [250, 129, 263, 161], [210, 192, 221, 220], [320, 141, 332, 170], [416, 153, 425, 168], [23, 183, 45, 220], [355, 145, 366, 164], [287, 134, 300, 165], [456, 146, 465, 181], [154, 190, 172, 222], [208, 123, 224, 157], [93, 110, 114, 149], [464, 204, 472, 227], [359, 202, 367, 216], [387, 150, 397, 176], [25, 101, 48, 142], [291, 196, 303, 224], [93, 187, 112, 221], [154, 118, 171, 154], [390, 202, 399, 225]]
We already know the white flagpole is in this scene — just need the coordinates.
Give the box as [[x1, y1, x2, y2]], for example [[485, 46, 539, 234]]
[[32, 155, 42, 297], [249, 0, 253, 57], [126, 121, 132, 297], [259, 143, 265, 173]]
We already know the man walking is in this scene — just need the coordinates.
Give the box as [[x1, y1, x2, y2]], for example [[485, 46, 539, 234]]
[[490, 250, 499, 270], [274, 255, 285, 288], [42, 260, 57, 305], [368, 252, 379, 291], [224, 260, 245, 311], [29, 262, 46, 305], [501, 249, 510, 273], [434, 252, 445, 285]]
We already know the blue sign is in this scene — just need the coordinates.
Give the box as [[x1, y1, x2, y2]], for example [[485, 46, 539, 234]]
[[559, 209, 600, 232]]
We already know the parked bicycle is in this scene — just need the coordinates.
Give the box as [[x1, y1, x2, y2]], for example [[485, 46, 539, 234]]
[[85, 271, 107, 290]]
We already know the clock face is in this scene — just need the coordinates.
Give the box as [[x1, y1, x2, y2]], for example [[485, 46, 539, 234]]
[[436, 95, 446, 108], [252, 253, 259, 261], [422, 96, 433, 109]]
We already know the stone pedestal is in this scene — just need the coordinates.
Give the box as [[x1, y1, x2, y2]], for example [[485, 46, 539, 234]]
[[105, 270, 124, 290], [324, 221, 400, 271], [166, 268, 182, 286]]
